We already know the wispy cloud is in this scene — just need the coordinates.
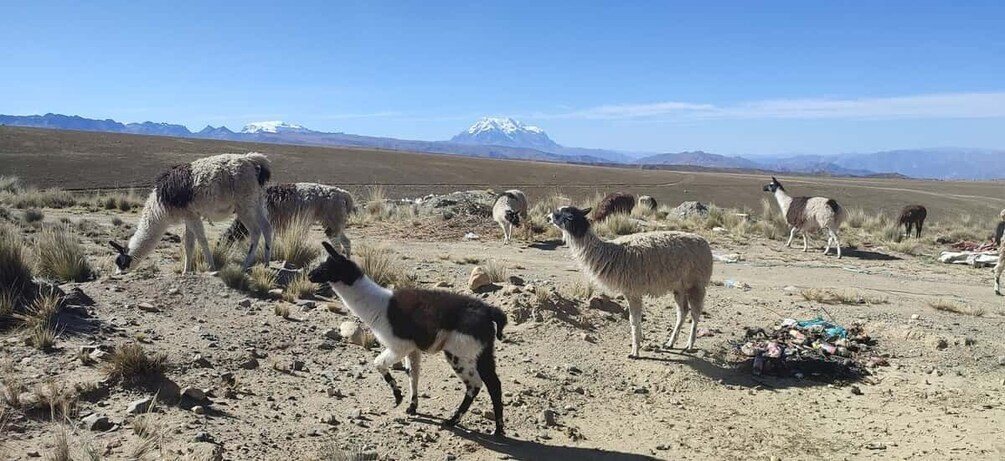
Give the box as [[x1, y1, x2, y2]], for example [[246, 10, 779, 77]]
[[539, 92, 1005, 121], [314, 111, 403, 120]]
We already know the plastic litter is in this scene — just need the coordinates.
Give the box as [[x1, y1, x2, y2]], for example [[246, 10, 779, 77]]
[[735, 317, 880, 379], [463, 232, 480, 241], [723, 279, 751, 291]]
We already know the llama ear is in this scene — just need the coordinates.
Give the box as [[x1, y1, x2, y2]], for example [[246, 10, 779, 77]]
[[109, 241, 126, 254], [581, 207, 592, 216], [321, 241, 342, 259], [771, 176, 778, 183]]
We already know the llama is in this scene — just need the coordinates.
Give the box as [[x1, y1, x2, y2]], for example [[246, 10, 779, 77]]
[[220, 182, 355, 256], [897, 205, 927, 238], [994, 209, 1005, 295], [492, 190, 528, 244], [548, 206, 713, 357], [762, 177, 846, 258], [109, 153, 273, 273], [592, 193, 636, 221], [638, 195, 657, 211], [308, 242, 507, 436]]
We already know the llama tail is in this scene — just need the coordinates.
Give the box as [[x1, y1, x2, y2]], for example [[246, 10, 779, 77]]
[[244, 152, 272, 186], [489, 306, 508, 340]]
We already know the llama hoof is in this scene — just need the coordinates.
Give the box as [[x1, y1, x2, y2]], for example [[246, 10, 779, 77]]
[[493, 427, 506, 438], [996, 289, 1002, 296], [405, 404, 417, 415], [392, 390, 403, 407], [627, 353, 640, 360], [442, 417, 460, 428]]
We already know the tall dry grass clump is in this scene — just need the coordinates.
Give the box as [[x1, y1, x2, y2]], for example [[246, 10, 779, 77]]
[[364, 185, 387, 217], [283, 272, 319, 302], [0, 223, 34, 302], [0, 176, 23, 194], [272, 213, 320, 268], [247, 264, 278, 297], [34, 225, 94, 282], [356, 245, 416, 288], [104, 343, 168, 386], [596, 213, 639, 237]]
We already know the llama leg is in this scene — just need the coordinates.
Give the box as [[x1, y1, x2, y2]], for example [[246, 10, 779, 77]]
[[832, 229, 842, 258], [665, 292, 688, 350], [404, 351, 421, 415], [237, 209, 262, 270], [802, 233, 809, 252], [786, 227, 797, 247], [188, 218, 215, 270], [684, 287, 706, 351], [443, 351, 482, 427], [182, 226, 196, 274], [627, 296, 644, 358], [917, 221, 923, 238], [374, 348, 408, 406], [257, 207, 273, 266], [994, 255, 1005, 295], [476, 348, 505, 436], [338, 231, 352, 257], [823, 232, 833, 255]]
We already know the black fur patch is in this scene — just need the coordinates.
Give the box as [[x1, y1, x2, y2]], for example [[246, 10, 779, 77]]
[[154, 164, 195, 208], [825, 199, 841, 215], [897, 205, 926, 224], [786, 197, 810, 228], [385, 289, 501, 352], [497, 191, 518, 201], [552, 207, 591, 238], [504, 210, 521, 227], [592, 193, 635, 221], [308, 248, 364, 286], [257, 163, 271, 186]]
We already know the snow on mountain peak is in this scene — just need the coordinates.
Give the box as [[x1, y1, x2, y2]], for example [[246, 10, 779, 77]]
[[240, 121, 309, 134], [466, 117, 545, 136]]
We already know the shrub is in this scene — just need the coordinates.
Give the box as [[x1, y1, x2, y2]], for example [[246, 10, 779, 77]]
[[0, 223, 33, 299], [283, 272, 319, 302], [218, 264, 248, 291], [23, 209, 44, 224], [35, 225, 94, 282], [104, 343, 168, 385], [247, 264, 278, 297], [481, 260, 508, 283], [273, 213, 320, 268], [0, 176, 23, 194], [596, 214, 639, 237]]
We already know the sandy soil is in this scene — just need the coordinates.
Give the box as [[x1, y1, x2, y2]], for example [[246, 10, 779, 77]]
[[1, 206, 1003, 461]]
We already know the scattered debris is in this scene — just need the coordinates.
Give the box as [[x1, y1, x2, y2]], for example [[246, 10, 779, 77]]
[[723, 279, 751, 291], [737, 317, 878, 380], [713, 253, 742, 263], [463, 232, 480, 241], [938, 250, 997, 267]]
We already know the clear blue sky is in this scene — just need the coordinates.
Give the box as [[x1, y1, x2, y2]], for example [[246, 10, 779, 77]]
[[2, 1, 1004, 155]]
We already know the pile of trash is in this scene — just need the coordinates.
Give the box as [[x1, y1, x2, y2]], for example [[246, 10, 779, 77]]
[[736, 317, 885, 380], [414, 190, 496, 219], [939, 242, 998, 267]]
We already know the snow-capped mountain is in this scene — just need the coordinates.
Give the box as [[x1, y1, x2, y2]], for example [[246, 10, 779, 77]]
[[451, 117, 560, 152], [240, 121, 313, 134]]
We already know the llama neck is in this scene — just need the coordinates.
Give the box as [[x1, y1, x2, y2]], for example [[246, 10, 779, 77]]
[[127, 192, 173, 262], [773, 189, 793, 215], [330, 276, 393, 328], [565, 229, 624, 268]]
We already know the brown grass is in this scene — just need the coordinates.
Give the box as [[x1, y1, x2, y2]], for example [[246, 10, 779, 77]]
[[481, 260, 508, 283], [356, 246, 416, 288], [103, 343, 169, 385], [272, 213, 320, 268], [800, 288, 888, 305], [34, 224, 94, 282], [247, 264, 278, 297], [928, 299, 985, 317], [283, 272, 319, 302]]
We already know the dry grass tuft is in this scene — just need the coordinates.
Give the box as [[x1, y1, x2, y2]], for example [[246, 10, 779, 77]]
[[356, 246, 416, 288], [0, 358, 26, 409], [247, 264, 278, 297], [0, 222, 34, 303], [46, 425, 71, 461], [596, 214, 639, 237], [33, 380, 77, 420], [364, 185, 387, 217], [23, 208, 44, 224], [0, 176, 23, 194], [283, 272, 319, 302], [800, 288, 887, 305], [928, 299, 985, 317], [316, 443, 377, 461], [564, 279, 595, 301], [35, 225, 94, 282], [104, 343, 168, 386], [18, 290, 63, 351], [274, 303, 291, 319], [218, 264, 249, 291], [273, 213, 320, 268], [481, 260, 508, 283]]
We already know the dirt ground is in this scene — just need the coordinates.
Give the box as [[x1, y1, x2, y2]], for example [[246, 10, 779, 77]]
[[1, 204, 1003, 461]]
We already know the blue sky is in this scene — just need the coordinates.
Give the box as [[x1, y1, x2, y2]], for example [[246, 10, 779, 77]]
[[2, 1, 1003, 155]]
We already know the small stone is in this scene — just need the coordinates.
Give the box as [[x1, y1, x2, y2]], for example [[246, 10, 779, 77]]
[[633, 386, 649, 395], [323, 328, 341, 341], [239, 358, 260, 370], [182, 387, 208, 402], [193, 431, 212, 443], [468, 266, 493, 293], [539, 409, 558, 427], [507, 275, 525, 286], [220, 372, 235, 384], [320, 413, 338, 425], [267, 288, 284, 298], [192, 355, 213, 368], [349, 408, 363, 419], [932, 338, 948, 350], [997, 356, 1005, 366], [291, 360, 306, 372], [445, 455, 457, 461], [136, 302, 159, 313], [502, 285, 522, 295], [297, 300, 317, 311], [167, 288, 180, 295], [89, 349, 109, 362], [849, 385, 863, 396], [326, 387, 344, 399], [582, 334, 596, 343], [524, 284, 537, 293], [910, 314, 920, 320], [963, 337, 977, 346], [81, 413, 113, 431], [434, 281, 451, 288], [238, 299, 252, 308], [482, 409, 495, 420], [127, 397, 154, 415], [27, 451, 41, 458], [192, 405, 206, 415], [340, 321, 365, 346]]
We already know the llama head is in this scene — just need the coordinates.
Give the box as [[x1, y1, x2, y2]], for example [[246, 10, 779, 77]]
[[762, 177, 785, 193], [504, 209, 522, 227], [548, 206, 592, 238], [309, 241, 364, 287], [108, 241, 133, 273]]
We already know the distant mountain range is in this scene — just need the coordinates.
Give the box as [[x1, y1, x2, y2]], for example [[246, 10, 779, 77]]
[[2, 112, 1003, 179]]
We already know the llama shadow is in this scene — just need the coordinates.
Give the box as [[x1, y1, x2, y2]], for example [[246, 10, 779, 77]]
[[646, 350, 866, 389], [528, 239, 564, 251], [445, 427, 661, 461], [840, 248, 901, 261]]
